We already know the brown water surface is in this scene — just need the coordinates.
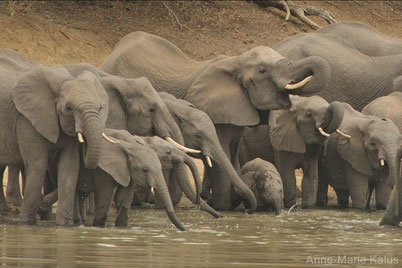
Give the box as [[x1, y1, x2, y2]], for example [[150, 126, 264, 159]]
[[1, 205, 401, 267]]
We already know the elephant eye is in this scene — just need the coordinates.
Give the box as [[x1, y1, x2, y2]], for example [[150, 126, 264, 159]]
[[142, 167, 149, 173], [99, 106, 103, 112], [149, 107, 156, 113], [305, 110, 312, 117], [195, 133, 202, 139], [259, 69, 266, 74], [65, 105, 73, 113]]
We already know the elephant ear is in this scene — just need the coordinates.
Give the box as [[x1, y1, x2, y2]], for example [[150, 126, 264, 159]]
[[186, 56, 260, 126], [12, 65, 73, 143], [336, 111, 372, 176], [98, 140, 131, 187], [270, 109, 306, 154]]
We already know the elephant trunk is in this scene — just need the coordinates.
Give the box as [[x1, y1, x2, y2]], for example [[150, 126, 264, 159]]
[[211, 148, 257, 214], [276, 56, 330, 95], [183, 154, 202, 204], [82, 111, 103, 169], [154, 172, 187, 231], [157, 108, 185, 145], [384, 142, 401, 215], [174, 162, 222, 218], [274, 200, 283, 216], [320, 101, 345, 134]]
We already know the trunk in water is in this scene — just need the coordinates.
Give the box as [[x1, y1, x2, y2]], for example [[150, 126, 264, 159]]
[[82, 112, 103, 169], [175, 162, 222, 218], [155, 173, 187, 231], [212, 149, 257, 213], [321, 101, 344, 133]]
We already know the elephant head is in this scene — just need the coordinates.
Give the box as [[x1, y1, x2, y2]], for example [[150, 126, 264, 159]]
[[186, 46, 330, 126], [159, 92, 258, 213], [97, 129, 187, 231], [270, 95, 345, 153], [12, 65, 109, 169], [336, 104, 402, 209], [140, 136, 202, 205]]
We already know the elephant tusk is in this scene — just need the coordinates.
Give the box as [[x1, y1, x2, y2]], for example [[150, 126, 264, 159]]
[[77, 132, 84, 143], [103, 133, 120, 144], [164, 137, 201, 154], [379, 158, 385, 167], [336, 129, 351, 139], [205, 155, 213, 168], [150, 187, 155, 195], [318, 127, 330, 137], [285, 75, 313, 90]]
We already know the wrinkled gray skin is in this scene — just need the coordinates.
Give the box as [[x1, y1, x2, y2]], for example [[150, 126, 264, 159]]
[[235, 158, 284, 215], [101, 31, 329, 211], [316, 21, 402, 56], [6, 63, 185, 213], [158, 92, 251, 212], [361, 92, 402, 226], [0, 49, 109, 225], [318, 103, 402, 211], [239, 95, 345, 208], [77, 129, 187, 231], [273, 32, 402, 112], [135, 136, 221, 219]]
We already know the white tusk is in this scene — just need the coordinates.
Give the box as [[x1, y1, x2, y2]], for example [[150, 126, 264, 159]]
[[205, 155, 213, 168], [318, 127, 330, 137], [164, 137, 201, 154], [78, 132, 84, 143], [150, 187, 155, 195], [336, 129, 351, 139], [285, 75, 313, 90], [103, 133, 120, 144], [380, 159, 385, 167]]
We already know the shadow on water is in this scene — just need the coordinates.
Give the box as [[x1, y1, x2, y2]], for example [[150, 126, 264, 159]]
[[0, 204, 401, 267]]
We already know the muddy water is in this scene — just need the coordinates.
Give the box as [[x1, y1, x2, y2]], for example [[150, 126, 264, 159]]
[[1, 205, 401, 267]]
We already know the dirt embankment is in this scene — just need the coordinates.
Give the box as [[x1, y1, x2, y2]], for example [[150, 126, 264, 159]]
[[1, 1, 401, 66]]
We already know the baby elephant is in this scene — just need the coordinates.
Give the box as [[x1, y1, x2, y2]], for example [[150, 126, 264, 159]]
[[235, 158, 284, 215]]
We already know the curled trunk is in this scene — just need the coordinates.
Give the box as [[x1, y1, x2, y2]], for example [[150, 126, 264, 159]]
[[320, 101, 345, 133], [82, 112, 103, 169]]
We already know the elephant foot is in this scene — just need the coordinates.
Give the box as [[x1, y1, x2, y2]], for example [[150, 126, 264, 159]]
[[376, 203, 387, 210], [19, 218, 37, 225], [115, 207, 129, 227], [73, 218, 84, 226], [37, 208, 51, 220], [6, 195, 23, 207], [93, 216, 107, 227], [301, 202, 315, 209], [379, 215, 401, 226]]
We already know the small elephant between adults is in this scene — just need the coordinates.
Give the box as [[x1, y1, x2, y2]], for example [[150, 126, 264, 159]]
[[239, 95, 345, 208], [361, 92, 402, 226], [101, 31, 330, 211], [318, 103, 402, 210], [235, 158, 284, 215]]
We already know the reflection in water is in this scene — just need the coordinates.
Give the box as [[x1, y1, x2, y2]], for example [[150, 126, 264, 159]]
[[1, 206, 401, 267]]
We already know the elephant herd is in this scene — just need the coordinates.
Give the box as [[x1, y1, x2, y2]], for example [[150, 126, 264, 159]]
[[0, 21, 401, 231]]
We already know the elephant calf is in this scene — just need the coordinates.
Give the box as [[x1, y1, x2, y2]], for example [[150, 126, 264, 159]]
[[235, 158, 284, 215]]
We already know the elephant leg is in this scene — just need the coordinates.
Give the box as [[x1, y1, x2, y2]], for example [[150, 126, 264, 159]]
[[0, 166, 9, 211], [94, 172, 116, 227], [115, 182, 135, 227], [56, 144, 80, 226], [334, 188, 349, 208], [345, 163, 370, 209], [380, 187, 402, 226], [375, 182, 392, 210], [73, 192, 83, 225], [87, 192, 95, 215], [316, 169, 328, 207], [6, 166, 23, 206], [209, 124, 244, 210], [301, 151, 319, 208], [274, 150, 300, 208]]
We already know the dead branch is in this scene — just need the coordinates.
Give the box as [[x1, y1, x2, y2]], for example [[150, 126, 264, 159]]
[[255, 0, 337, 30], [162, 1, 189, 30]]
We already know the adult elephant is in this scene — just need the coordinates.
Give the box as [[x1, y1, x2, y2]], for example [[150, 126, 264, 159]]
[[273, 32, 402, 112], [316, 21, 402, 56], [0, 63, 110, 225], [318, 103, 402, 210], [361, 92, 402, 226], [101, 31, 330, 211], [239, 95, 345, 208]]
